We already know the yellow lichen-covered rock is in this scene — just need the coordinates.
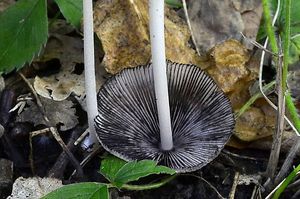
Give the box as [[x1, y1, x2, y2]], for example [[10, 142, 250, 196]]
[[93, 0, 202, 74], [207, 39, 250, 93]]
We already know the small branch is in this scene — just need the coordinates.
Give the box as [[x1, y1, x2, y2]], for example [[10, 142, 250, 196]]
[[18, 72, 49, 124], [182, 0, 201, 56], [266, 39, 284, 181], [229, 172, 240, 199], [49, 127, 84, 178], [182, 174, 225, 199], [69, 145, 101, 180], [19, 72, 84, 177], [240, 32, 277, 57], [48, 126, 84, 178]]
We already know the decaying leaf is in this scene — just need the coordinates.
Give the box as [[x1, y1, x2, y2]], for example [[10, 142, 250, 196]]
[[0, 75, 4, 92], [0, 0, 15, 12], [17, 97, 78, 131], [202, 39, 276, 142], [7, 177, 62, 199], [37, 34, 83, 69], [33, 34, 106, 102], [206, 39, 250, 93], [34, 73, 85, 102], [234, 106, 274, 141], [186, 0, 262, 52], [93, 0, 202, 74]]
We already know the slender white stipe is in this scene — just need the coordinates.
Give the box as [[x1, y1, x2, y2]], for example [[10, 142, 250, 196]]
[[83, 0, 98, 145], [149, 0, 173, 150]]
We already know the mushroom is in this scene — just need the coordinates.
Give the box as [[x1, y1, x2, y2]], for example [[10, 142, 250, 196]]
[[93, 0, 234, 172], [95, 61, 235, 172]]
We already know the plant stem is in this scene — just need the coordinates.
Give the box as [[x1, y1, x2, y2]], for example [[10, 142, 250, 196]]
[[149, 0, 173, 150], [273, 164, 300, 199], [83, 0, 98, 145], [282, 0, 291, 95], [235, 81, 275, 119], [262, 0, 279, 54], [286, 93, 300, 132], [262, 0, 282, 180], [120, 175, 177, 190]]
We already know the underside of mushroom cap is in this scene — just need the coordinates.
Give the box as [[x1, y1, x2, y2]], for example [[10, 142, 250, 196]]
[[95, 61, 235, 172]]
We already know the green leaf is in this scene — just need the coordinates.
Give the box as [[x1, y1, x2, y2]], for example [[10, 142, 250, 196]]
[[54, 0, 83, 28], [0, 0, 48, 74], [165, 0, 183, 8], [273, 163, 300, 199], [100, 155, 127, 183], [42, 182, 108, 199], [100, 156, 176, 188]]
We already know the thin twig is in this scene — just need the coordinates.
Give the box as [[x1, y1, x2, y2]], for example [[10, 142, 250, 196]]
[[229, 171, 240, 199], [18, 72, 49, 124], [251, 185, 262, 199], [266, 38, 284, 180], [240, 32, 277, 56], [48, 126, 84, 178], [182, 174, 225, 199], [50, 127, 84, 177], [182, 0, 201, 56], [287, 176, 300, 190], [19, 72, 84, 177], [69, 145, 101, 180], [274, 137, 300, 186], [291, 189, 300, 199], [74, 128, 89, 146], [222, 149, 268, 161]]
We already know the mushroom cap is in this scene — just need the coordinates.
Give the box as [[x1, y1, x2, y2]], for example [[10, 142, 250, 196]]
[[95, 61, 235, 172]]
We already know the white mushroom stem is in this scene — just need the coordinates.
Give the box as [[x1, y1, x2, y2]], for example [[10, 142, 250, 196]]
[[83, 0, 97, 145], [149, 0, 173, 150]]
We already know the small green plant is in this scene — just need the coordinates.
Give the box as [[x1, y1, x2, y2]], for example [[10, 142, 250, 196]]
[[0, 0, 180, 74], [0, 0, 82, 74], [42, 156, 176, 199]]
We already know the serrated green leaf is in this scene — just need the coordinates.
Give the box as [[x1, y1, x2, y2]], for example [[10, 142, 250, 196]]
[[114, 160, 175, 187], [42, 182, 108, 199], [54, 0, 82, 28], [0, 0, 48, 74], [100, 155, 127, 183], [100, 156, 176, 188]]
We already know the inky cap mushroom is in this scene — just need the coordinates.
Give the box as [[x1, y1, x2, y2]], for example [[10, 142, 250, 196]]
[[95, 61, 235, 172]]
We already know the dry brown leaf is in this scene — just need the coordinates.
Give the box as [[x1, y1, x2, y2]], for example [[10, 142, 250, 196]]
[[234, 106, 274, 142], [0, 75, 4, 93], [202, 40, 276, 142], [0, 0, 15, 12], [206, 39, 250, 93], [17, 97, 78, 131], [186, 0, 262, 52], [94, 0, 202, 74], [33, 34, 107, 102]]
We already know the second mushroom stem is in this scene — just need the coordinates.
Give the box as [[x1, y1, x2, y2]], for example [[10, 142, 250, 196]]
[[83, 0, 98, 145], [149, 0, 173, 151]]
